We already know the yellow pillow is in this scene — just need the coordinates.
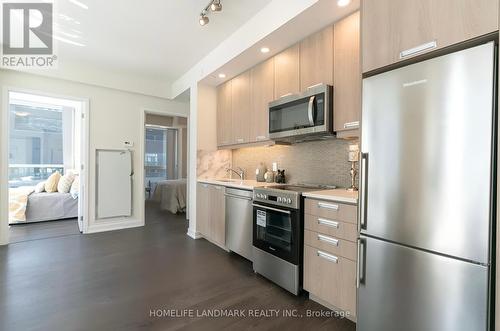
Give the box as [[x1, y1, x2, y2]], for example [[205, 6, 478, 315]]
[[45, 171, 62, 193]]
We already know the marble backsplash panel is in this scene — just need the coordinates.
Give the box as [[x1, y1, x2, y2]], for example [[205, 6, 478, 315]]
[[232, 139, 358, 188], [197, 149, 232, 179]]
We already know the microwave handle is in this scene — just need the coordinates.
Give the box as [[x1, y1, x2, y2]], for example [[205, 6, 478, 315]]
[[308, 96, 315, 126]]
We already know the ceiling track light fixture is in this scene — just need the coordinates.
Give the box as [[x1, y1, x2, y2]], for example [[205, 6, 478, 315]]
[[199, 0, 222, 26]]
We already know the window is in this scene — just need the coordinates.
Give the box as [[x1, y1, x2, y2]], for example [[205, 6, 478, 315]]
[[145, 126, 178, 180], [8, 92, 78, 188]]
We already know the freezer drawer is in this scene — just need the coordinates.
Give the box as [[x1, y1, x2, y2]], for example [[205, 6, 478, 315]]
[[361, 42, 495, 263], [357, 236, 489, 331]]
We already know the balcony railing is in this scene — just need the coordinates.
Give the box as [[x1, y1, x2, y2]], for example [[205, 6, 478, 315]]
[[8, 164, 64, 188]]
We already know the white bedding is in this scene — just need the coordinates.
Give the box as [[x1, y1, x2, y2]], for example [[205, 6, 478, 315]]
[[152, 179, 187, 214]]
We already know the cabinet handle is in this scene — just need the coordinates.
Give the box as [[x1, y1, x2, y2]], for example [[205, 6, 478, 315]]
[[236, 138, 244, 143], [279, 93, 294, 99], [317, 234, 339, 246], [317, 218, 339, 228], [400, 40, 437, 59], [343, 121, 360, 129], [317, 250, 338, 263], [256, 135, 267, 141], [318, 202, 339, 210]]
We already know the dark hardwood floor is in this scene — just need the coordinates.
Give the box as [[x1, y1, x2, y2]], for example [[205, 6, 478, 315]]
[[0, 201, 356, 331], [9, 218, 80, 243]]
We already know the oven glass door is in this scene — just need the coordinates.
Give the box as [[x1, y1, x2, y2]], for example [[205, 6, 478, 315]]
[[253, 203, 300, 264], [269, 92, 325, 134]]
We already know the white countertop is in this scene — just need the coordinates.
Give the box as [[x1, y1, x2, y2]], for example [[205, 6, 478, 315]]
[[197, 178, 274, 190], [302, 189, 358, 204]]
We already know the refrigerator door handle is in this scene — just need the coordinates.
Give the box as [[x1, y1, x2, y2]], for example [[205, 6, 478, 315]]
[[356, 237, 366, 288], [358, 152, 369, 231]]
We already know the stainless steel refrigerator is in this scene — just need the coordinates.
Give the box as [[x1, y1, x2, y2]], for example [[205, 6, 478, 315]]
[[358, 41, 496, 331]]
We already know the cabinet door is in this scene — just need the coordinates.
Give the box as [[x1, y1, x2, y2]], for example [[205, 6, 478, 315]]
[[362, 0, 499, 73], [209, 185, 226, 246], [231, 72, 251, 145], [250, 58, 274, 142], [216, 80, 232, 147], [196, 183, 210, 237], [334, 11, 361, 137], [300, 26, 334, 90], [274, 44, 300, 99]]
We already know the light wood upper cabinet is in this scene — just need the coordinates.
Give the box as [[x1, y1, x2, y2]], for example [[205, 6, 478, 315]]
[[362, 0, 499, 73], [216, 81, 232, 146], [231, 72, 251, 145], [334, 11, 361, 137], [250, 58, 274, 142], [274, 44, 300, 99], [300, 26, 334, 90]]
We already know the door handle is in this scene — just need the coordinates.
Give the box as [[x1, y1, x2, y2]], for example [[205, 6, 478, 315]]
[[358, 152, 368, 231], [252, 203, 291, 215], [224, 193, 252, 201], [307, 96, 316, 126], [356, 237, 366, 288]]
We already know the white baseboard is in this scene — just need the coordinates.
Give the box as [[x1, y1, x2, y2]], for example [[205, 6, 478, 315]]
[[85, 218, 144, 234], [187, 228, 202, 239]]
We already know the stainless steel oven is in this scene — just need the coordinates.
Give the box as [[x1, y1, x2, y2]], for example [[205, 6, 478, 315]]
[[268, 84, 333, 141], [252, 185, 323, 295]]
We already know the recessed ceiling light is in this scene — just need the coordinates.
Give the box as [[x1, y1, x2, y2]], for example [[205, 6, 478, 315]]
[[68, 0, 88, 10], [218, 73, 226, 78], [260, 47, 270, 54], [337, 0, 351, 7]]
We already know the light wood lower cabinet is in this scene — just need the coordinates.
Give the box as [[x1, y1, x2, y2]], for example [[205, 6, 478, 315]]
[[304, 244, 357, 317], [303, 197, 358, 319], [197, 183, 226, 247]]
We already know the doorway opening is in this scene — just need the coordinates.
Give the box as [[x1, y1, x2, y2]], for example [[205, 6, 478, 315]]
[[6, 91, 88, 243], [143, 112, 188, 226]]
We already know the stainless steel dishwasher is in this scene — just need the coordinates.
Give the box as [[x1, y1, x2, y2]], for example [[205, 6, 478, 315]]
[[224, 187, 253, 262]]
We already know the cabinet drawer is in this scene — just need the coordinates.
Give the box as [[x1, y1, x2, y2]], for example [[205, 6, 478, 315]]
[[305, 199, 357, 224], [304, 229, 356, 261], [303, 244, 357, 316], [304, 213, 357, 242]]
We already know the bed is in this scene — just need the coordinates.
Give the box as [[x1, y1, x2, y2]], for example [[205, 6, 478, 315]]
[[152, 179, 187, 214], [25, 192, 78, 223], [9, 189, 78, 224]]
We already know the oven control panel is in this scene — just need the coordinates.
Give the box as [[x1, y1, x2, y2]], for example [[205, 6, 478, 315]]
[[253, 189, 299, 209]]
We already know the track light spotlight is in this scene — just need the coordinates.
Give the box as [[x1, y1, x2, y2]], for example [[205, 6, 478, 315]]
[[199, 14, 209, 26], [211, 1, 222, 12]]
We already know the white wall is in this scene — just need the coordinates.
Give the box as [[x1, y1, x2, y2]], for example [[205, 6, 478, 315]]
[[0, 69, 189, 242]]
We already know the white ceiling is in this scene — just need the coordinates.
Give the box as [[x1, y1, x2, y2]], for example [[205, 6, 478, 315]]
[[53, 0, 272, 85]]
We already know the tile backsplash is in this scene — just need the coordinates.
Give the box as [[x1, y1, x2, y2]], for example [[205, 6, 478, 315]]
[[232, 139, 358, 188], [197, 149, 232, 179]]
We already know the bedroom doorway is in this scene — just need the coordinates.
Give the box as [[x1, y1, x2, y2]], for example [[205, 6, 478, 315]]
[[142, 112, 188, 224], [5, 90, 88, 243]]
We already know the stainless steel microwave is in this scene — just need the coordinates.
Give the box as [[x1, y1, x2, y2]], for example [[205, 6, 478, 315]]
[[268, 84, 333, 142]]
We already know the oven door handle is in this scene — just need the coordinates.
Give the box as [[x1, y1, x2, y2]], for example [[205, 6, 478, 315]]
[[252, 203, 291, 215], [307, 96, 316, 126]]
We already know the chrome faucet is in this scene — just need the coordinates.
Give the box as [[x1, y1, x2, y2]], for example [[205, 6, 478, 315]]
[[226, 167, 245, 180]]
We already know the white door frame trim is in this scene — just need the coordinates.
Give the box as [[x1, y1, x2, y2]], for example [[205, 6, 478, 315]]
[[1, 86, 90, 244]]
